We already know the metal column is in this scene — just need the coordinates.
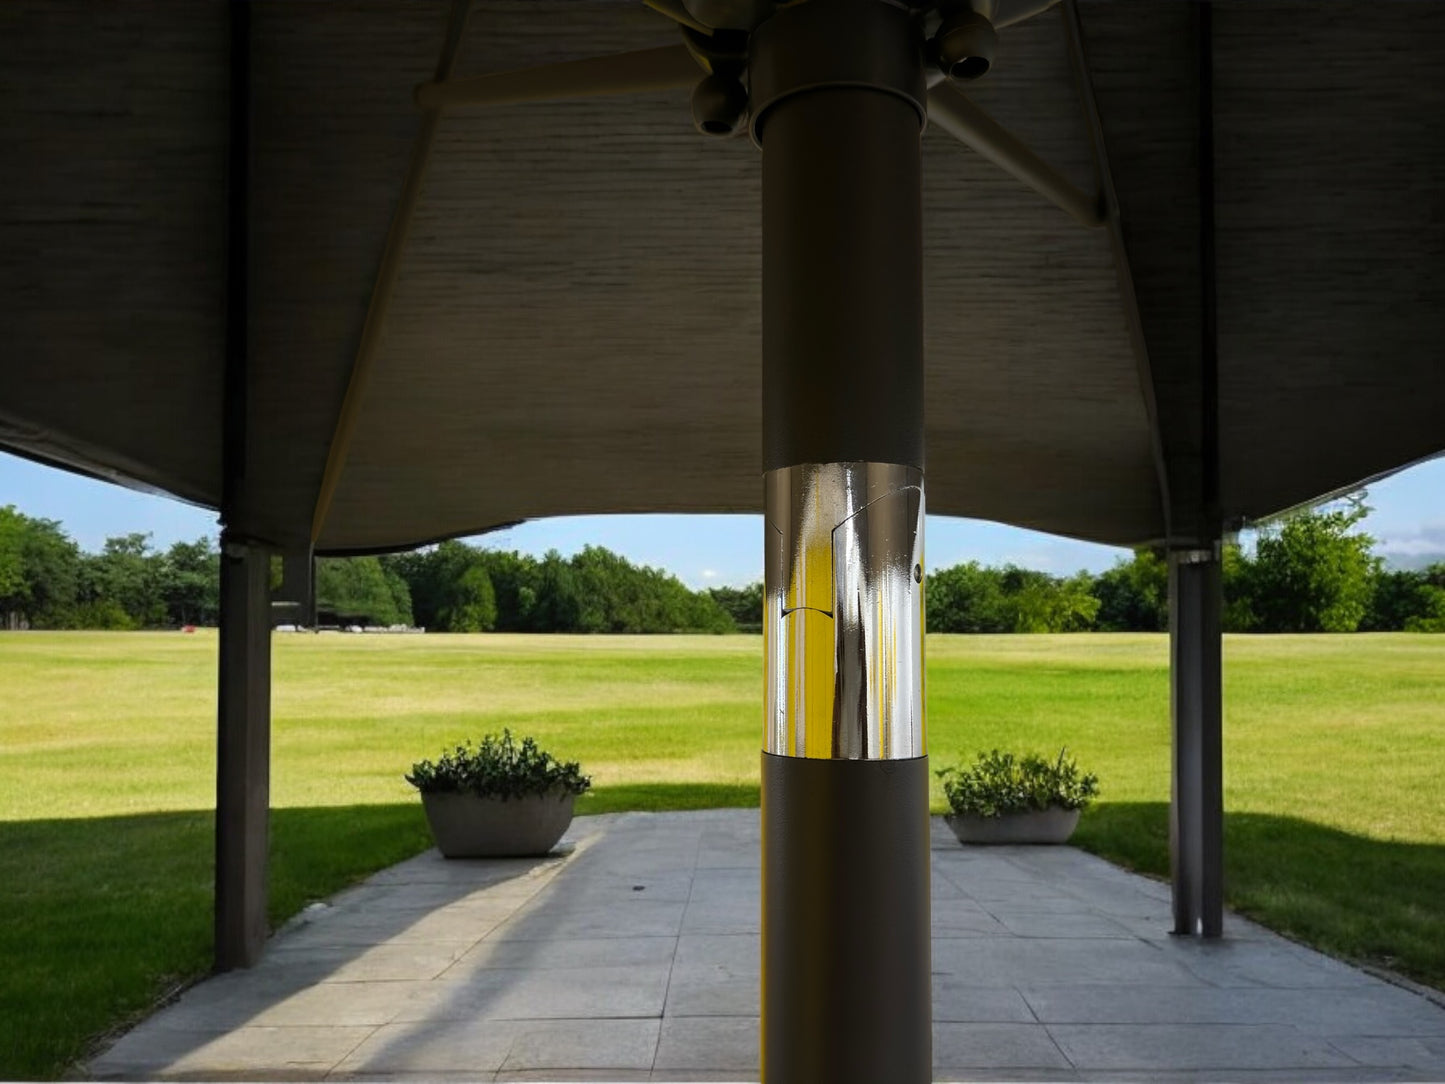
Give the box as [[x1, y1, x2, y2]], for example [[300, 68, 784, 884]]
[[1170, 1, 1224, 941], [752, 3, 931, 1080], [215, 0, 271, 972], [1169, 547, 1223, 937], [215, 533, 273, 969]]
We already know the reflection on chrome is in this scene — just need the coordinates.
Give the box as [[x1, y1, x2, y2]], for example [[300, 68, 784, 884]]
[[764, 462, 925, 760]]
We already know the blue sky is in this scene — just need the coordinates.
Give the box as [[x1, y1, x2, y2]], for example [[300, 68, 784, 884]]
[[3, 450, 1442, 587]]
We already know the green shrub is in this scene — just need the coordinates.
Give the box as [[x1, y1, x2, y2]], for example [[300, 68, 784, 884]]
[[937, 748, 1098, 818], [405, 729, 591, 800]]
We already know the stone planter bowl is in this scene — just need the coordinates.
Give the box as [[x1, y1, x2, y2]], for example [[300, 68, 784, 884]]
[[420, 790, 576, 858], [946, 806, 1081, 845]]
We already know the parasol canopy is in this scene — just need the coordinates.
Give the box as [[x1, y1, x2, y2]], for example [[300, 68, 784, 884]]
[[1, 0, 1441, 553]]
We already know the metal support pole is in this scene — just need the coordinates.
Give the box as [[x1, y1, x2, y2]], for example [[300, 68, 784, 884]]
[[215, 533, 273, 969], [277, 549, 316, 629], [1169, 547, 1223, 937], [214, 0, 272, 972], [752, 3, 930, 1080]]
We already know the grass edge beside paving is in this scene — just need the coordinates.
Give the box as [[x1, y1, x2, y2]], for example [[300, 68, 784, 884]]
[[3, 632, 1442, 1078], [1, 785, 758, 1080], [10, 787, 1442, 1080]]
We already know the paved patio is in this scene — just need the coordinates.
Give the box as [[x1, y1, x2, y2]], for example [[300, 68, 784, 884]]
[[89, 809, 1445, 1082]]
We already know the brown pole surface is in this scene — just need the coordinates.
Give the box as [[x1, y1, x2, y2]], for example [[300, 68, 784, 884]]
[[214, 537, 273, 970]]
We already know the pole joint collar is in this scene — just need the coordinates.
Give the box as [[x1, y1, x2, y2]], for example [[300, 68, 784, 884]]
[[748, 0, 928, 145], [1170, 545, 1219, 565]]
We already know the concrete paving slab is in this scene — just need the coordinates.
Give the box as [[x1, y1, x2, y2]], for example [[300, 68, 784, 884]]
[[932, 902, 1012, 937], [243, 981, 433, 1028], [933, 1022, 1074, 1071], [654, 1017, 759, 1072], [1327, 1035, 1445, 1074], [549, 871, 698, 905], [95, 1024, 374, 1080], [663, 934, 759, 1016], [933, 936, 1206, 987], [662, 972, 757, 1017], [492, 899, 689, 942], [1021, 983, 1445, 1035], [1162, 936, 1384, 989], [500, 1071, 654, 1083], [498, 1018, 661, 1072], [288, 904, 518, 947], [1047, 1023, 1358, 1072], [327, 1072, 500, 1082], [86, 810, 1445, 1083], [333, 1019, 519, 1074], [1074, 1072, 1419, 1084], [393, 964, 672, 1022], [273, 940, 476, 983], [930, 983, 1040, 1024], [90, 1027, 233, 1080], [990, 909, 1137, 939], [458, 934, 679, 971]]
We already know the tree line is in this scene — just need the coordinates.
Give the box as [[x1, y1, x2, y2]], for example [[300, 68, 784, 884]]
[[382, 542, 734, 633], [0, 508, 736, 633], [2, 498, 1441, 633], [927, 500, 1444, 633]]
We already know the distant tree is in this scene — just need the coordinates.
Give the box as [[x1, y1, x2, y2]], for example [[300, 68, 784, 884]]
[[159, 538, 219, 626], [1412, 564, 1445, 632], [436, 562, 496, 632], [381, 563, 413, 627], [925, 562, 1011, 632], [681, 588, 736, 634], [315, 556, 412, 626], [1010, 571, 1101, 633], [16, 513, 83, 627], [1092, 550, 1169, 632], [1365, 565, 1445, 632], [1221, 540, 1256, 632], [565, 546, 734, 633], [528, 551, 582, 632], [385, 541, 480, 630], [440, 544, 736, 634], [0, 507, 28, 626], [1247, 498, 1378, 632], [708, 583, 763, 632], [473, 548, 540, 631], [11, 494, 1440, 637], [81, 533, 164, 628]]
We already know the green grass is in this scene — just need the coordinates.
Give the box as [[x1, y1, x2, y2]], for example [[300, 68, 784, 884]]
[[1, 631, 1442, 1077]]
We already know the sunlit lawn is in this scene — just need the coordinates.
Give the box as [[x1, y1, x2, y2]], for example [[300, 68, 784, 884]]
[[1, 631, 1442, 1077]]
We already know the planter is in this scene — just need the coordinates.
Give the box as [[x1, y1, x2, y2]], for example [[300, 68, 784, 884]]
[[420, 790, 575, 858], [946, 806, 1080, 845]]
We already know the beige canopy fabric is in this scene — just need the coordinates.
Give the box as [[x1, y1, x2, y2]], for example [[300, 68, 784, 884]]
[[2, 1, 1442, 553]]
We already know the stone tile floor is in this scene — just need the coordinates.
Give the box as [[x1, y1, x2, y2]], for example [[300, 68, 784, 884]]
[[88, 810, 1445, 1082]]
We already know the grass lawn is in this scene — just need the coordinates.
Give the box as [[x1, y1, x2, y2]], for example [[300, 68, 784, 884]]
[[1, 631, 1443, 1077]]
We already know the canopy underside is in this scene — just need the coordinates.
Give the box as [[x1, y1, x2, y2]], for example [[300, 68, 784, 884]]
[[1, 0, 1441, 553]]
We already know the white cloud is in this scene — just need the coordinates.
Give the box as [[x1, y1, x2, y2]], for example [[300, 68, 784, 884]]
[[1375, 521, 1445, 567]]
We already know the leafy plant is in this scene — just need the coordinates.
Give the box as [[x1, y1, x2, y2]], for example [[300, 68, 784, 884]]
[[937, 748, 1098, 818], [406, 729, 592, 800]]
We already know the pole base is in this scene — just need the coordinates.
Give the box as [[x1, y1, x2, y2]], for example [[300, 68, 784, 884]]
[[761, 751, 931, 1084]]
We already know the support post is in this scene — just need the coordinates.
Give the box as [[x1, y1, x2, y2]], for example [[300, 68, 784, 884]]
[[215, 533, 273, 969], [1169, 546, 1223, 937], [752, 3, 930, 1080], [277, 548, 316, 629], [1170, 1, 1224, 940], [215, 0, 269, 971]]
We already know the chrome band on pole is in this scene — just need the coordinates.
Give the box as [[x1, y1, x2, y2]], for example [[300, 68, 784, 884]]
[[765, 462, 925, 760]]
